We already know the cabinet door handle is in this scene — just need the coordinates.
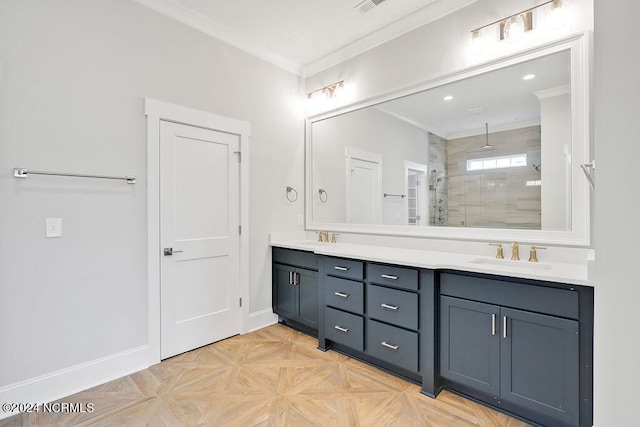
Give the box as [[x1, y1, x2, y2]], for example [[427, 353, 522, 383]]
[[491, 313, 496, 336], [293, 272, 298, 286], [381, 341, 399, 351], [288, 271, 293, 285], [381, 274, 398, 280], [334, 291, 349, 298], [381, 303, 399, 311], [334, 325, 349, 333], [334, 266, 349, 271], [503, 316, 507, 338]]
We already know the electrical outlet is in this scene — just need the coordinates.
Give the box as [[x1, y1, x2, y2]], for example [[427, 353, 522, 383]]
[[46, 218, 62, 238], [297, 214, 304, 226]]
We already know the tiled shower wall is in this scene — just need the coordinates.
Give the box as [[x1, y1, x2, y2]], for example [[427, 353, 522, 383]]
[[446, 126, 542, 229], [428, 133, 448, 225]]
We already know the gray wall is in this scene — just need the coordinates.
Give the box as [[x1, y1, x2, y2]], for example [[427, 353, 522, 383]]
[[593, 1, 640, 424], [0, 0, 303, 390]]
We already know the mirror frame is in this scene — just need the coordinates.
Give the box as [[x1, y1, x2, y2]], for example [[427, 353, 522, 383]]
[[306, 33, 592, 247]]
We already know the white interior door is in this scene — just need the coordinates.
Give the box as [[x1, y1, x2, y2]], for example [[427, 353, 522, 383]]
[[346, 147, 382, 224], [160, 120, 241, 359]]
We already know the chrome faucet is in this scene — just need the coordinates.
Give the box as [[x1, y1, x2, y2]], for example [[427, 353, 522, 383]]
[[511, 242, 520, 261]]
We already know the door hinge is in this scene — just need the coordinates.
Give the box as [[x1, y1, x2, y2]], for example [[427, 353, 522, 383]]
[[239, 297, 242, 307], [234, 151, 241, 163], [239, 225, 242, 235]]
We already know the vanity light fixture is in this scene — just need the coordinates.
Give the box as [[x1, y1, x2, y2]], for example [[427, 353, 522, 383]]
[[469, 0, 568, 48], [307, 80, 345, 102]]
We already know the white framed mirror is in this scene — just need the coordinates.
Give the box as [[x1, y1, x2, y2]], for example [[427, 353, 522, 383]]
[[306, 33, 591, 246]]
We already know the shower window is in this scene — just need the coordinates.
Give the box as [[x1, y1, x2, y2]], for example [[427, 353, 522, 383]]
[[467, 154, 528, 171]]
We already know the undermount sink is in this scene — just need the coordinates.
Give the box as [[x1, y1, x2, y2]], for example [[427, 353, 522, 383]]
[[469, 257, 553, 270]]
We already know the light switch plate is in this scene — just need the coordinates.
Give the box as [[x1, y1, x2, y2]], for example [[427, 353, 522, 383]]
[[46, 218, 62, 238]]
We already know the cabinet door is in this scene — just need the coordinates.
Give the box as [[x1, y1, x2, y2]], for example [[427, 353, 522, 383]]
[[273, 263, 296, 319], [500, 307, 579, 425], [440, 296, 500, 396], [296, 268, 318, 328]]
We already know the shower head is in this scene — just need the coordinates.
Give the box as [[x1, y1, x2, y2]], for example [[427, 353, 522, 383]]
[[481, 123, 494, 150]]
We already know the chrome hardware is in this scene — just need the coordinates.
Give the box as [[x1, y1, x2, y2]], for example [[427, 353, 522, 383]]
[[285, 186, 298, 202], [334, 266, 349, 271], [528, 245, 547, 262], [581, 161, 595, 189], [489, 243, 504, 259], [163, 247, 183, 256], [292, 272, 298, 286], [334, 325, 349, 333], [381, 303, 399, 311], [289, 271, 293, 285], [492, 313, 496, 336], [503, 316, 508, 338], [381, 341, 399, 350], [331, 233, 339, 243], [381, 274, 398, 280], [13, 167, 136, 184], [334, 291, 349, 298], [511, 242, 520, 261]]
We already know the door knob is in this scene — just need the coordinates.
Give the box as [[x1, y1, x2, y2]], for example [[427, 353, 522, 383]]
[[163, 247, 183, 256]]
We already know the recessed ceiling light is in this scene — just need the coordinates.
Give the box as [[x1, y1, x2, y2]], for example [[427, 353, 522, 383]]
[[443, 95, 454, 101], [523, 74, 536, 80]]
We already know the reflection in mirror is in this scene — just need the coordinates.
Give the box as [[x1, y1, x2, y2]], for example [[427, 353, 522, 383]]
[[311, 49, 571, 231]]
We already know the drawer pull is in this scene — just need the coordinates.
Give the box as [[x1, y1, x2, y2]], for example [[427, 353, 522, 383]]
[[334, 325, 349, 333], [491, 313, 496, 336], [381, 341, 399, 351], [381, 274, 398, 280], [381, 303, 399, 311], [334, 291, 350, 298], [334, 266, 350, 271], [503, 316, 508, 338]]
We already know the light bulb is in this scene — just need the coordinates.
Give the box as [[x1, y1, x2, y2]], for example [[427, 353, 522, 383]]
[[503, 14, 525, 43], [546, 0, 568, 29], [469, 30, 485, 55]]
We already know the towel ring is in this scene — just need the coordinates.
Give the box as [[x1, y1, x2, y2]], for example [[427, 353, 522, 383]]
[[318, 188, 328, 203], [286, 186, 298, 202]]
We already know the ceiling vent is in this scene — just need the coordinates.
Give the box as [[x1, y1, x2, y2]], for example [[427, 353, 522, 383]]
[[355, 0, 387, 14]]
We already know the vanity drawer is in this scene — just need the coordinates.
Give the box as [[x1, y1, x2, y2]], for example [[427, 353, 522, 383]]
[[325, 307, 364, 351], [325, 276, 364, 315], [272, 247, 317, 271], [367, 284, 418, 330], [325, 257, 364, 281], [366, 319, 418, 372], [367, 263, 418, 291]]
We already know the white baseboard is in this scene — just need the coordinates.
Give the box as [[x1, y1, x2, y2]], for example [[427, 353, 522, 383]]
[[0, 345, 149, 420], [249, 308, 278, 332]]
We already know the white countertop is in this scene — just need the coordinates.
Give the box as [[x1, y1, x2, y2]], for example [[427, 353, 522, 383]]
[[270, 236, 592, 287]]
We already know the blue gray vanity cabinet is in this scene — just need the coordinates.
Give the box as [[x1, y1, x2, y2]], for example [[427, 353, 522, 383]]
[[319, 257, 430, 385], [439, 272, 589, 427], [272, 247, 318, 335]]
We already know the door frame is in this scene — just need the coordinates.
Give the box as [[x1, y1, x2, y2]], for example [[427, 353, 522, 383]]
[[145, 98, 251, 366]]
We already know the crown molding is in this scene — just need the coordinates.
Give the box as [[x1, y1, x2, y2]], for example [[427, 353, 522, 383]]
[[133, 0, 479, 78], [303, 0, 480, 77], [132, 0, 305, 75]]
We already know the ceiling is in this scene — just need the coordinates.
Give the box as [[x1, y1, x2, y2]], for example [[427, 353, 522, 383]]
[[380, 50, 571, 138], [133, 0, 478, 76]]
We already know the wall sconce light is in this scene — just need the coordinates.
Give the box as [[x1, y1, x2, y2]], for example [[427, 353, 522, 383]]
[[469, 0, 568, 52]]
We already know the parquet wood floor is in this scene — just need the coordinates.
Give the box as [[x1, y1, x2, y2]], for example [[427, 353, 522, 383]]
[[1, 324, 531, 426]]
